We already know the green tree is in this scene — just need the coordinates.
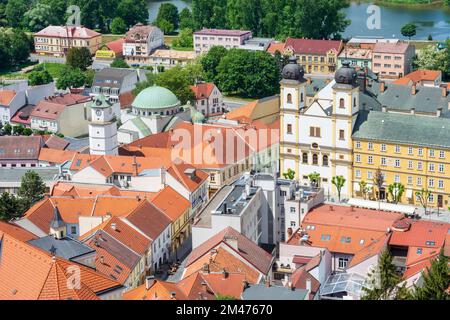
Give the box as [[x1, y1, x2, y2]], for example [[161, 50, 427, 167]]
[[71, 0, 120, 32], [308, 172, 321, 188], [18, 170, 46, 211], [401, 23, 417, 40], [110, 58, 129, 68], [359, 180, 372, 200], [155, 65, 195, 104], [110, 17, 127, 34], [0, 29, 33, 70], [0, 192, 24, 221], [28, 69, 53, 86], [332, 175, 346, 202], [56, 67, 87, 90], [388, 182, 405, 204], [116, 0, 148, 28], [66, 47, 93, 71], [413, 44, 450, 78], [23, 2, 58, 32], [413, 250, 450, 300], [362, 250, 401, 300], [282, 168, 295, 180], [216, 294, 237, 300], [416, 188, 432, 215], [157, 18, 175, 35], [132, 73, 156, 96], [172, 28, 193, 49], [215, 49, 280, 98], [39, 0, 68, 25], [3, 123, 12, 135], [12, 124, 25, 135], [5, 0, 29, 28], [156, 2, 179, 30], [179, 8, 194, 30], [201, 45, 228, 82]]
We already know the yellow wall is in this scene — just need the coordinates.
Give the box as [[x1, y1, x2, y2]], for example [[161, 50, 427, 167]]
[[353, 140, 450, 208]]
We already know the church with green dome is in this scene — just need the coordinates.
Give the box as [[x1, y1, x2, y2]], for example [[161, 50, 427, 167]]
[[118, 85, 204, 144]]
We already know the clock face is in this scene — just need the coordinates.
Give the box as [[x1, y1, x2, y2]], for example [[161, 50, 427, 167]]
[[96, 110, 102, 116]]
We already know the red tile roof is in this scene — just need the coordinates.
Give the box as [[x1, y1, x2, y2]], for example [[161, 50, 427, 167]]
[[43, 134, 70, 150], [106, 38, 125, 54], [34, 26, 101, 39], [190, 83, 215, 100], [0, 136, 44, 160], [125, 200, 171, 240], [389, 219, 449, 249], [0, 231, 121, 300], [151, 186, 190, 222], [373, 42, 411, 54], [31, 94, 90, 120], [186, 227, 274, 275], [38, 148, 78, 164], [284, 38, 342, 55], [267, 42, 285, 54], [0, 221, 37, 242], [0, 90, 16, 106]]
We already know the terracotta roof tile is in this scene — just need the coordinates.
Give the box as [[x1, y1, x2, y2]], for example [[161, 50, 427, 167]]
[[151, 186, 190, 221], [35, 26, 101, 39], [0, 90, 16, 106], [38, 148, 78, 164], [285, 38, 342, 55], [190, 83, 215, 99]]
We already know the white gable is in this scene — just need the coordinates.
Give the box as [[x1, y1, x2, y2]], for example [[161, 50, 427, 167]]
[[304, 101, 329, 117]]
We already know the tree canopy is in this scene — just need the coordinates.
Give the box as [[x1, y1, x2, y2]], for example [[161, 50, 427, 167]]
[[401, 23, 417, 40], [155, 2, 179, 32], [66, 47, 93, 71]]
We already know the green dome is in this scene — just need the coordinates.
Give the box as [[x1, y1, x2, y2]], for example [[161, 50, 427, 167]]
[[133, 85, 180, 110]]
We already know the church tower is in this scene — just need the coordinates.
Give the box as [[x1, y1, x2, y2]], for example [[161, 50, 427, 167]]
[[89, 94, 118, 155], [331, 61, 360, 197], [279, 56, 307, 179]]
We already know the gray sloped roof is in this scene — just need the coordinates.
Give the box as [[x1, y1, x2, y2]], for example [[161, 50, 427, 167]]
[[367, 81, 450, 117], [242, 284, 308, 300], [28, 235, 94, 260], [352, 110, 450, 149]]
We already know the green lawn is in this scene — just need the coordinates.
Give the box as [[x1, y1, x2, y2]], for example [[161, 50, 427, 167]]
[[101, 34, 125, 45], [35, 62, 66, 78]]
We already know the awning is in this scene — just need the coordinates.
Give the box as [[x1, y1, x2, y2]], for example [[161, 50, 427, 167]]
[[348, 198, 416, 214]]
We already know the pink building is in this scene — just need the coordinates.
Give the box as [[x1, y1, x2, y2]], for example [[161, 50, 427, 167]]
[[372, 42, 415, 79], [193, 29, 252, 55]]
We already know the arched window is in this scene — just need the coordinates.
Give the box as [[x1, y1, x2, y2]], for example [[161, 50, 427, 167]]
[[339, 98, 345, 109], [287, 93, 292, 104], [323, 155, 329, 166], [312, 154, 319, 165], [302, 153, 308, 164]]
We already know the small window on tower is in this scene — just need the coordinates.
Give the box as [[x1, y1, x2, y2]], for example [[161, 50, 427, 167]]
[[287, 93, 292, 104], [339, 98, 345, 109]]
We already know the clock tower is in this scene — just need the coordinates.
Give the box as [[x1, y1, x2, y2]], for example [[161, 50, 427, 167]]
[[89, 94, 118, 155]]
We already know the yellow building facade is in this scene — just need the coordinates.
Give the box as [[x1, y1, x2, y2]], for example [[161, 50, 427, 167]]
[[352, 140, 450, 208]]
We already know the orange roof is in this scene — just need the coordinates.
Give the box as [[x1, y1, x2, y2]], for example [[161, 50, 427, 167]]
[[152, 186, 190, 221], [390, 219, 449, 249], [51, 182, 155, 198], [0, 221, 37, 242], [0, 90, 17, 106], [348, 234, 389, 267], [402, 257, 433, 280], [123, 271, 246, 300], [190, 83, 216, 99], [38, 148, 78, 164], [106, 38, 125, 54], [167, 163, 209, 192], [225, 101, 258, 121], [394, 70, 441, 86], [23, 196, 144, 234], [267, 42, 285, 54], [185, 227, 273, 281], [0, 231, 121, 300]]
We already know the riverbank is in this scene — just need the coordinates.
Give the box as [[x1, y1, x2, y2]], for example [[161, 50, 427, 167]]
[[363, 0, 449, 9]]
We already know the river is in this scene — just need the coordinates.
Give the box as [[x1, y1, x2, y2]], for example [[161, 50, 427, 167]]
[[147, 0, 450, 40]]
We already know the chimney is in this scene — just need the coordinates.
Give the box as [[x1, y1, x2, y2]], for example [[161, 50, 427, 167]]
[[329, 205, 334, 211], [242, 280, 249, 289], [145, 276, 155, 290], [382, 106, 387, 113], [202, 263, 209, 273], [441, 86, 447, 98], [411, 84, 416, 95], [100, 256, 105, 264], [111, 223, 117, 231], [224, 235, 238, 251], [222, 268, 229, 279], [170, 292, 176, 299], [201, 281, 208, 292], [380, 81, 385, 93], [410, 108, 415, 115], [437, 107, 442, 117]]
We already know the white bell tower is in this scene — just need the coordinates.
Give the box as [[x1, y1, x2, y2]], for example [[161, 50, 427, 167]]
[[89, 94, 118, 155]]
